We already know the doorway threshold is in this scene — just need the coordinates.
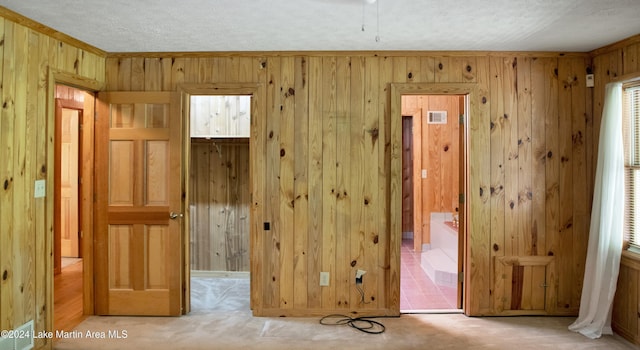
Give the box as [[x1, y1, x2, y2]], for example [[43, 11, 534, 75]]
[[191, 270, 250, 278], [401, 309, 464, 315]]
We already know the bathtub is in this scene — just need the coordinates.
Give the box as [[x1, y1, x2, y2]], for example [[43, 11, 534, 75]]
[[421, 213, 458, 288]]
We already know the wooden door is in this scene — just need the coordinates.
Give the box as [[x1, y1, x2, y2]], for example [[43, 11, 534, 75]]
[[457, 96, 466, 309], [60, 108, 80, 257], [95, 91, 183, 316], [401, 116, 414, 237], [55, 98, 85, 273]]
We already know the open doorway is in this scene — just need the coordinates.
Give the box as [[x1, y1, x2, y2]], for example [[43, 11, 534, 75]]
[[186, 93, 252, 312], [53, 84, 95, 332], [400, 94, 465, 312]]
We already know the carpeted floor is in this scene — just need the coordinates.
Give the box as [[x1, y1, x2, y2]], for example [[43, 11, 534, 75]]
[[190, 276, 250, 312], [53, 277, 636, 350]]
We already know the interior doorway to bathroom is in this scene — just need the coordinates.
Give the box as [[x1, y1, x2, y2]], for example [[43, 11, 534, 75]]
[[400, 94, 465, 312]]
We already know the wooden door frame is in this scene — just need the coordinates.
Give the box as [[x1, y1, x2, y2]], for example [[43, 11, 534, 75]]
[[46, 68, 103, 335], [390, 83, 476, 314], [177, 83, 265, 315]]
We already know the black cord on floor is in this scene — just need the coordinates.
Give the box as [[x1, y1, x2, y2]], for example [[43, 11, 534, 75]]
[[319, 314, 386, 334]]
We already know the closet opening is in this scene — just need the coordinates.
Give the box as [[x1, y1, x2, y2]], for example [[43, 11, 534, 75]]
[[187, 94, 252, 312]]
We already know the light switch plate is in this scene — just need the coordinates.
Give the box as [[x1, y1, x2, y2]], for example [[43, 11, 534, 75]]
[[34, 180, 46, 198], [320, 272, 330, 286]]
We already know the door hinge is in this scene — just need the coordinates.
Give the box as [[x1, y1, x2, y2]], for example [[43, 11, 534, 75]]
[[458, 271, 464, 283], [459, 193, 465, 203], [459, 114, 464, 124]]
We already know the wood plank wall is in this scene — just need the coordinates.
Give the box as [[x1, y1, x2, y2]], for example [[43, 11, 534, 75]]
[[104, 50, 593, 316], [190, 96, 251, 138], [0, 13, 106, 350], [613, 252, 640, 345], [401, 95, 461, 247], [0, 5, 637, 345], [189, 140, 250, 272], [595, 35, 640, 346], [3, 10, 633, 336]]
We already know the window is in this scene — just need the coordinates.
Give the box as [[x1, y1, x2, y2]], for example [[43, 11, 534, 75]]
[[623, 82, 640, 252]]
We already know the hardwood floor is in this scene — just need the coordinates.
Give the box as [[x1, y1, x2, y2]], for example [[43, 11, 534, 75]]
[[54, 259, 86, 335]]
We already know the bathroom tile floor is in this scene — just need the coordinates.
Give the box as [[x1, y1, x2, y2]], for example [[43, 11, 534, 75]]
[[400, 239, 459, 312]]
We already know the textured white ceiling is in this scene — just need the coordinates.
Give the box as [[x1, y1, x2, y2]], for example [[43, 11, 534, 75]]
[[1, 0, 639, 53]]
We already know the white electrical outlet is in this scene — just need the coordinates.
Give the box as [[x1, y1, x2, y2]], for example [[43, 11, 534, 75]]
[[319, 272, 330, 286], [34, 180, 46, 198], [421, 169, 427, 179]]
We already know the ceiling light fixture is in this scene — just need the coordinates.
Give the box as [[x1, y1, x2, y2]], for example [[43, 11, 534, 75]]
[[361, 0, 380, 43]]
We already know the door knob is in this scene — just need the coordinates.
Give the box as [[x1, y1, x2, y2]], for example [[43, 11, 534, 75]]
[[169, 212, 184, 219]]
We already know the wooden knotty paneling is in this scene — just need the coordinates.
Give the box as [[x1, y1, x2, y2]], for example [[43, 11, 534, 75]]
[[104, 50, 594, 317], [189, 140, 250, 272], [190, 96, 251, 138], [0, 6, 637, 348], [613, 252, 640, 346], [3, 13, 629, 342], [0, 14, 106, 350]]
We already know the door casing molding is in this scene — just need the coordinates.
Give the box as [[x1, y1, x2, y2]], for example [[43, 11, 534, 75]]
[[177, 83, 264, 314], [46, 68, 103, 335], [390, 83, 476, 314]]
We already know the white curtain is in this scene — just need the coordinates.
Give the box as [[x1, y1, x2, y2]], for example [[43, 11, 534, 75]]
[[568, 82, 624, 339]]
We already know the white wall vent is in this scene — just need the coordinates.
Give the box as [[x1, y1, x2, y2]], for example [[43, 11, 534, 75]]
[[14, 320, 34, 350], [0, 320, 34, 350], [427, 110, 447, 124], [0, 334, 13, 350]]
